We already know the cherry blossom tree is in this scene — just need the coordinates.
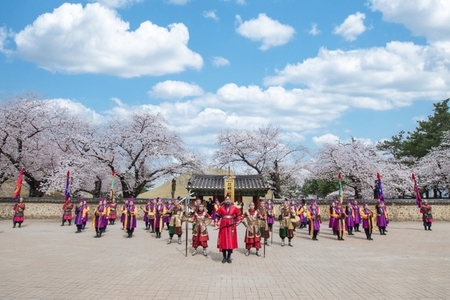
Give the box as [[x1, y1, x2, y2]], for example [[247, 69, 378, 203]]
[[310, 138, 412, 199], [212, 124, 308, 198], [0, 94, 76, 196], [415, 130, 450, 198]]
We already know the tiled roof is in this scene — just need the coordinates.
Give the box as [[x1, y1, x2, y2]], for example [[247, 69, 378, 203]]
[[187, 174, 270, 191]]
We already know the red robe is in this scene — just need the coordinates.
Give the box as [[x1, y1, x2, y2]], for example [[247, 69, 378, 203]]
[[216, 204, 241, 251], [13, 202, 26, 222], [62, 201, 74, 220]]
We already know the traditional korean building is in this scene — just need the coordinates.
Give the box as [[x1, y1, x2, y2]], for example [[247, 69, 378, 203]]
[[185, 174, 271, 209]]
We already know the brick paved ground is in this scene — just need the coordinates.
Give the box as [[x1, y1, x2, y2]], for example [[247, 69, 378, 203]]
[[0, 219, 449, 300]]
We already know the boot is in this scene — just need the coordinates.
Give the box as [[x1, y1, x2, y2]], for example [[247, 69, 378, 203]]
[[288, 239, 293, 247], [256, 250, 261, 257], [203, 248, 207, 256], [192, 249, 197, 256], [348, 227, 354, 235], [424, 225, 428, 231], [68, 220, 71, 226], [245, 250, 250, 256], [428, 224, 432, 231], [13, 222, 16, 228], [178, 237, 182, 245], [167, 237, 172, 244], [281, 239, 285, 247], [18, 223, 21, 228], [61, 220, 65, 226]]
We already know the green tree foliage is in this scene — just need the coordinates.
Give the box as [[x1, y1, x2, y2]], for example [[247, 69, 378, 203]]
[[300, 178, 338, 199], [378, 98, 450, 160]]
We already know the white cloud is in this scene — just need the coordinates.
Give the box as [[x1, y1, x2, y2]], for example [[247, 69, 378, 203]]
[[0, 26, 8, 53], [235, 13, 295, 51], [369, 0, 450, 42], [309, 23, 321, 36], [211, 56, 230, 67], [203, 10, 219, 21], [47, 98, 105, 124], [94, 0, 142, 8], [148, 80, 204, 99], [264, 41, 450, 110], [166, 0, 189, 5], [13, 3, 203, 77], [312, 134, 340, 145], [333, 12, 366, 41], [236, 0, 246, 4]]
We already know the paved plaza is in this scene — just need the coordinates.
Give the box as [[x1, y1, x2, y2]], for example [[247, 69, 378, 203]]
[[0, 219, 449, 300]]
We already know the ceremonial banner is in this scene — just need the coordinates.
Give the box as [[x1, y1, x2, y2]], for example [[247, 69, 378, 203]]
[[376, 173, 385, 203], [412, 173, 422, 208], [64, 171, 71, 202], [109, 171, 116, 200], [12, 169, 24, 201], [224, 174, 235, 202], [338, 173, 343, 204]]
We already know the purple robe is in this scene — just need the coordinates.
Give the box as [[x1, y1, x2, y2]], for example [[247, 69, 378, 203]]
[[266, 204, 275, 225], [125, 205, 137, 229], [308, 207, 321, 231], [352, 204, 361, 225], [163, 204, 174, 223], [75, 206, 84, 226], [345, 206, 355, 227], [376, 206, 388, 227]]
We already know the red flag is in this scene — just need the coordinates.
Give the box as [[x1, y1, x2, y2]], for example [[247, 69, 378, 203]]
[[12, 169, 24, 201]]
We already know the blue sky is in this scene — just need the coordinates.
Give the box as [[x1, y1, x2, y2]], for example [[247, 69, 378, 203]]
[[1, 0, 449, 156]]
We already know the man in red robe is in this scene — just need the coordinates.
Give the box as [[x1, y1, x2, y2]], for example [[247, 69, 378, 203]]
[[215, 196, 241, 264], [13, 197, 26, 228], [61, 198, 74, 226]]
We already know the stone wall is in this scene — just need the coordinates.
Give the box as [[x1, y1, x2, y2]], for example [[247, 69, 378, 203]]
[[1, 198, 449, 221]]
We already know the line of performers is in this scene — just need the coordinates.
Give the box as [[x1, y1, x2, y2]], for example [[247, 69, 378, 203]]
[[11, 195, 435, 262]]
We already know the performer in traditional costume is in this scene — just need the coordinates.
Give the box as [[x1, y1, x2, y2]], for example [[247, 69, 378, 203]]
[[92, 199, 108, 238], [12, 197, 26, 228], [420, 200, 433, 231], [75, 199, 88, 233], [332, 202, 346, 241], [328, 201, 337, 235], [352, 199, 362, 232], [107, 198, 118, 225], [345, 201, 355, 235], [61, 197, 74, 226], [120, 199, 129, 230], [306, 200, 321, 241], [164, 199, 174, 230], [82, 200, 89, 230], [167, 199, 184, 244], [153, 197, 166, 238], [375, 200, 388, 235], [124, 199, 137, 238], [297, 199, 308, 229], [242, 202, 262, 256], [142, 199, 151, 230], [360, 202, 374, 240], [192, 203, 212, 256], [258, 201, 270, 246], [266, 199, 275, 233], [215, 196, 241, 264], [212, 198, 220, 221], [278, 201, 296, 247]]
